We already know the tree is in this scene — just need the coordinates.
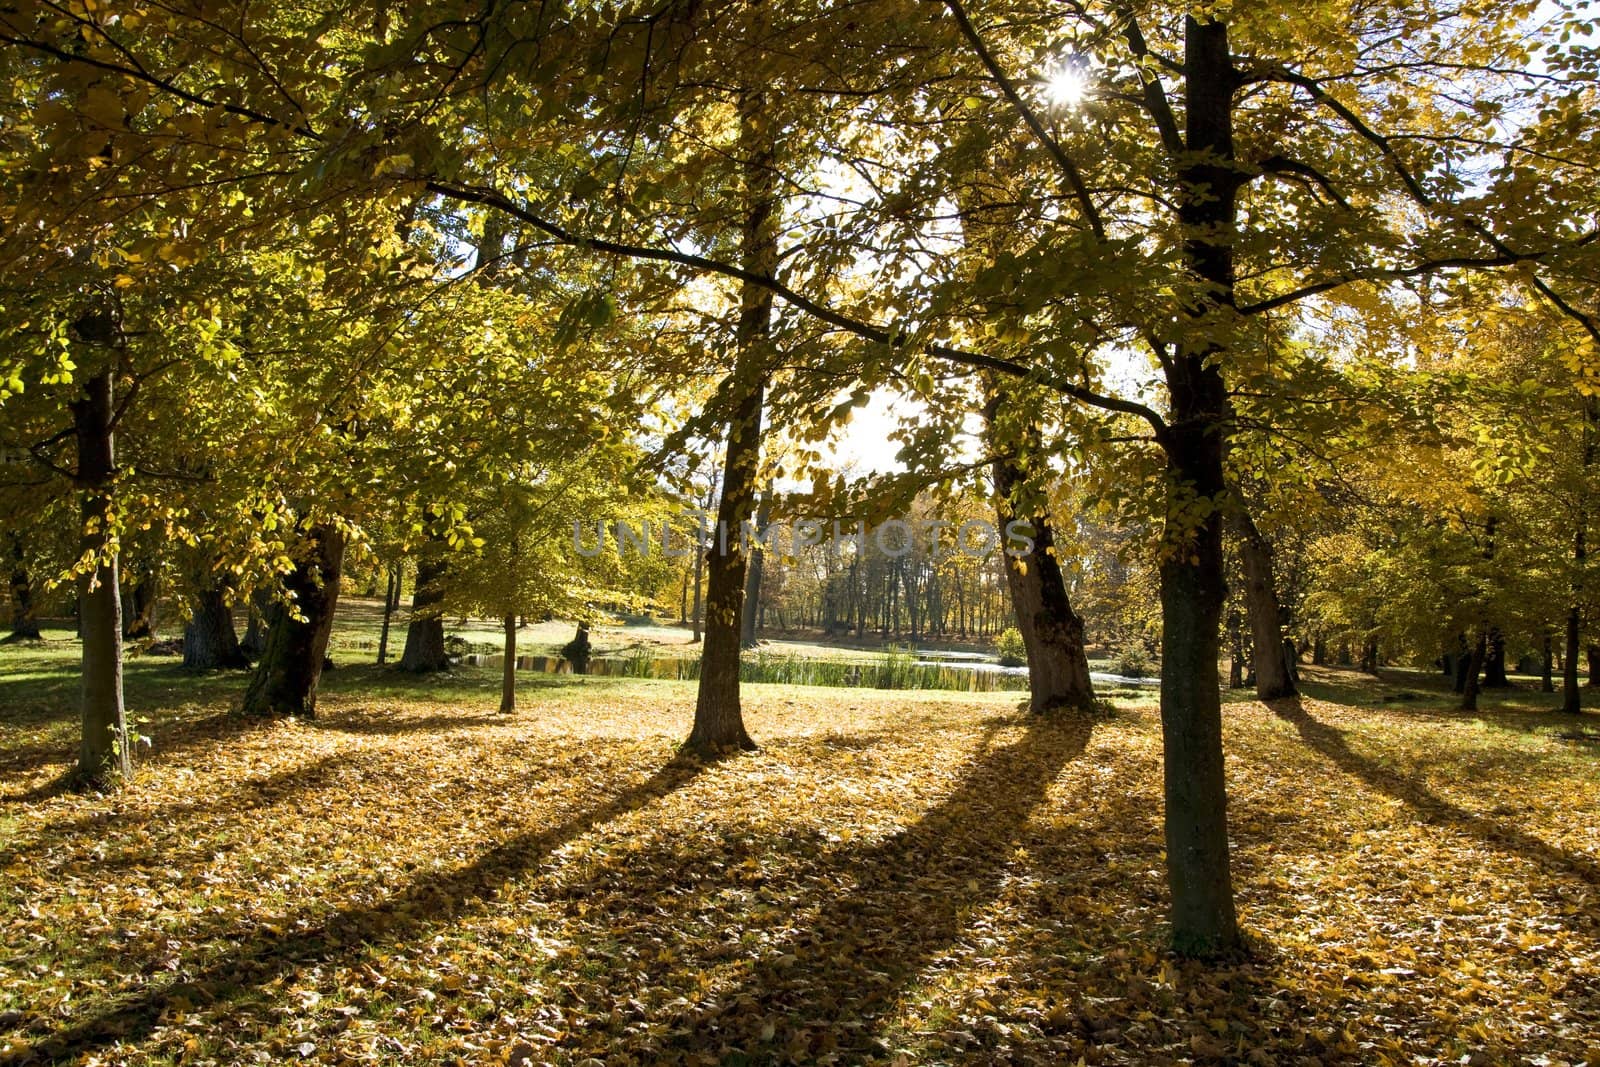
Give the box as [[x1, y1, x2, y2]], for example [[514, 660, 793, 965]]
[[12, 0, 1600, 957], [4, 532, 42, 641], [242, 523, 345, 719], [397, 535, 450, 673], [182, 564, 250, 671]]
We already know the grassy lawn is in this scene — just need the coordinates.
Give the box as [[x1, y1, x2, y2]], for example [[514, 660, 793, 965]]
[[2, 638, 1599, 1065], [328, 597, 1049, 667]]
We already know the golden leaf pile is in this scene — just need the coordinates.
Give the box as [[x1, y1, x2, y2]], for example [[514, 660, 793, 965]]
[[2, 663, 1598, 1065]]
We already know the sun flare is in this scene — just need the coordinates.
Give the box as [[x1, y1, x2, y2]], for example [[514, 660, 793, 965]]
[[1045, 64, 1087, 108]]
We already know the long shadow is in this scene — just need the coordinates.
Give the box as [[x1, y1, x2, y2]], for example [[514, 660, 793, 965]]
[[3, 751, 708, 1064], [0, 750, 373, 869], [0, 709, 259, 793], [644, 713, 1093, 1059], [0, 659, 261, 784], [1272, 697, 1600, 891], [304, 709, 513, 737]]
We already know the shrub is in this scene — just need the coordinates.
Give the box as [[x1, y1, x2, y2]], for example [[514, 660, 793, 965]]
[[1114, 643, 1155, 679], [996, 627, 1027, 667]]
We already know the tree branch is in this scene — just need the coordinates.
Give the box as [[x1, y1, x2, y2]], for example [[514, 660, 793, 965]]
[[938, 0, 1106, 242], [424, 180, 1168, 435]]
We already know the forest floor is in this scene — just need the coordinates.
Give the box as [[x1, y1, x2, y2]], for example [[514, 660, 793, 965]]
[[2, 639, 1599, 1065]]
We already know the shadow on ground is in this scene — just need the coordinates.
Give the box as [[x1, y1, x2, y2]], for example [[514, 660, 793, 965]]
[[1, 751, 708, 1065]]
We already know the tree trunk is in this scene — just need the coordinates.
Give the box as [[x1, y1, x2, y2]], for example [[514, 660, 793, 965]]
[[399, 552, 448, 672], [122, 559, 157, 640], [499, 612, 517, 713], [1589, 643, 1600, 687], [1227, 611, 1244, 688], [691, 375, 762, 754], [1235, 509, 1296, 700], [741, 495, 770, 648], [691, 520, 706, 642], [686, 87, 773, 757], [1481, 628, 1510, 687], [183, 581, 248, 670], [376, 564, 397, 664], [1150, 14, 1243, 957], [1543, 634, 1555, 694], [242, 524, 344, 719], [73, 369, 129, 786], [5, 533, 41, 641], [1563, 606, 1582, 712], [1311, 634, 1326, 666], [1460, 629, 1486, 712], [987, 427, 1095, 714], [241, 588, 271, 659]]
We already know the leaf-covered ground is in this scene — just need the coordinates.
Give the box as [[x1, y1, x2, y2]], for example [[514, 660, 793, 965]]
[[3, 643, 1599, 1065]]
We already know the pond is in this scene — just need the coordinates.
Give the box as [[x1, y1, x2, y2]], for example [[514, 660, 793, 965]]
[[460, 648, 1160, 694]]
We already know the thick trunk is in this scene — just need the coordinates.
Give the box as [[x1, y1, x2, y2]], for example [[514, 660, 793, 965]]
[[242, 524, 344, 718], [376, 565, 397, 664], [1157, 448, 1237, 955], [499, 612, 517, 713], [1460, 630, 1486, 712], [122, 560, 157, 640], [73, 370, 129, 786], [1563, 606, 1581, 712], [686, 89, 774, 756], [183, 581, 248, 670], [1000, 523, 1096, 714], [6, 533, 41, 640], [399, 553, 448, 672], [240, 589, 271, 659], [1481, 628, 1510, 687], [988, 427, 1095, 714], [1235, 510, 1296, 700]]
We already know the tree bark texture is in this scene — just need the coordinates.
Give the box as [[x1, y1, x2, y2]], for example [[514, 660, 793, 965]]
[[242, 524, 345, 719], [73, 369, 129, 785]]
